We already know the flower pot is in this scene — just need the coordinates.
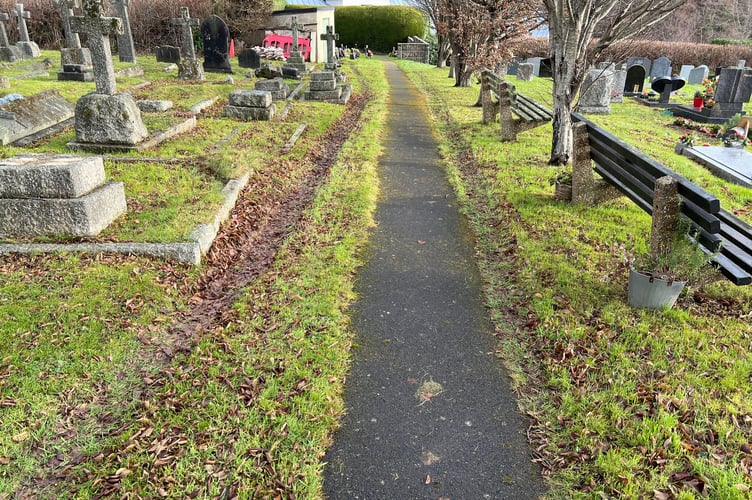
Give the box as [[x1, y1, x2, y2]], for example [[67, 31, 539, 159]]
[[693, 97, 704, 108], [554, 181, 572, 201], [628, 268, 686, 309]]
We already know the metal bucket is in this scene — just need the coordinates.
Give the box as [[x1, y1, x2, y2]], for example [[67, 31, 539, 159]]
[[628, 268, 686, 309]]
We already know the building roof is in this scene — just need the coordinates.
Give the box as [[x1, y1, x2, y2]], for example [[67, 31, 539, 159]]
[[285, 0, 417, 6]]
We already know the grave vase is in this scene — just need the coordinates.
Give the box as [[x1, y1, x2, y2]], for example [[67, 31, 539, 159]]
[[693, 96, 704, 108]]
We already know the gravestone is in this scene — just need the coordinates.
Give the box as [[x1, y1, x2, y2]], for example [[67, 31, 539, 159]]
[[626, 57, 652, 77], [651, 76, 685, 104], [225, 90, 275, 121], [505, 56, 522, 76], [109, 0, 136, 63], [0, 153, 126, 238], [303, 70, 351, 104], [0, 12, 22, 62], [55, 0, 93, 80], [320, 25, 339, 70], [539, 58, 553, 78], [624, 64, 646, 94], [738, 60, 747, 68], [68, 0, 148, 147], [155, 45, 181, 64], [201, 15, 232, 73], [285, 16, 307, 73], [0, 90, 75, 145], [597, 61, 615, 71], [611, 69, 626, 103], [713, 67, 752, 115], [170, 7, 204, 80], [687, 65, 709, 85], [255, 77, 289, 100], [281, 66, 301, 80], [579, 68, 614, 114], [237, 48, 260, 69], [11, 3, 40, 58], [516, 62, 534, 81], [650, 56, 672, 80], [255, 63, 282, 79], [524, 57, 543, 76], [679, 64, 694, 80]]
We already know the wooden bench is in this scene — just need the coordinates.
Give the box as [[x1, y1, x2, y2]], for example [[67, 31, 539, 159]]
[[480, 69, 553, 142], [571, 112, 752, 285]]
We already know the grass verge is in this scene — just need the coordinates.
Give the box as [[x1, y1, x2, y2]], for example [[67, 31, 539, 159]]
[[397, 59, 752, 499]]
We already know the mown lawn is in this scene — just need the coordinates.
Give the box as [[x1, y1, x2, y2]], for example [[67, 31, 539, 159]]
[[397, 60, 752, 499]]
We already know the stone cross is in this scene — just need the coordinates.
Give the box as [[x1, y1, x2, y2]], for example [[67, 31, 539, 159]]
[[290, 16, 302, 53], [320, 25, 338, 65], [171, 6, 198, 60], [11, 3, 31, 43], [70, 0, 122, 94], [109, 0, 135, 63], [55, 0, 82, 49], [0, 13, 10, 47]]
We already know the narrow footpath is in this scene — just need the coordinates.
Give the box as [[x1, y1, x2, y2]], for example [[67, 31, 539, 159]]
[[323, 62, 546, 498]]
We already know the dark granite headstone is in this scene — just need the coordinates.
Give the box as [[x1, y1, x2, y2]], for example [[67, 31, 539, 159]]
[[626, 57, 651, 77], [624, 65, 646, 94], [651, 76, 685, 103], [155, 45, 181, 64], [200, 15, 232, 74], [539, 58, 553, 78], [650, 56, 672, 80], [715, 67, 752, 106], [238, 48, 260, 69]]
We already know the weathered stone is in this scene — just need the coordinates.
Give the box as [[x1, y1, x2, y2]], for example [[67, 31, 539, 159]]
[[69, 0, 123, 95], [255, 64, 282, 79], [516, 63, 534, 81], [611, 70, 626, 103], [74, 92, 148, 145], [687, 65, 709, 85], [228, 90, 272, 108], [237, 49, 260, 69], [177, 59, 203, 80], [0, 45, 22, 63], [12, 4, 40, 57], [224, 104, 275, 121], [0, 76, 7, 88], [109, 0, 136, 63], [201, 15, 232, 73], [281, 66, 301, 79], [310, 71, 335, 82], [309, 78, 337, 91], [320, 25, 338, 65], [0, 181, 126, 237], [155, 45, 181, 64], [61, 47, 92, 67], [650, 56, 672, 80], [579, 68, 614, 114], [0, 153, 105, 198], [0, 90, 75, 145], [137, 99, 173, 113], [254, 78, 285, 91]]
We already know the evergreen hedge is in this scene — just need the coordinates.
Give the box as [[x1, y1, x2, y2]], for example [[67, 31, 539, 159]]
[[334, 6, 426, 53]]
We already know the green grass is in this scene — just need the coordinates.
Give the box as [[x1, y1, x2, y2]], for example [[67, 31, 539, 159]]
[[397, 59, 752, 499], [0, 53, 387, 497]]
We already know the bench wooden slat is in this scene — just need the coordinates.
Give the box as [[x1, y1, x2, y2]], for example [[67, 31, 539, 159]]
[[717, 238, 752, 274], [590, 149, 654, 207], [711, 252, 752, 285]]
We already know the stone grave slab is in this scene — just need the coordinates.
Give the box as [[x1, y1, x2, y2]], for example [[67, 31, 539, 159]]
[[0, 153, 126, 238], [680, 146, 752, 188], [0, 90, 75, 145], [687, 65, 709, 84]]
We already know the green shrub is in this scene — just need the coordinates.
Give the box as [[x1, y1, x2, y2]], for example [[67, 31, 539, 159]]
[[335, 6, 426, 53]]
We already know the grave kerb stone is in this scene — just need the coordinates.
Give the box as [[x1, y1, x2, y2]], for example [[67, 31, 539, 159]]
[[69, 0, 122, 95]]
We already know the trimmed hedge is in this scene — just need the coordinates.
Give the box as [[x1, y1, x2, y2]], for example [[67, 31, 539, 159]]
[[334, 6, 426, 53]]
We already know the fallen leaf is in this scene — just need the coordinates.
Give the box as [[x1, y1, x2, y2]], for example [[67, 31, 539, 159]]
[[12, 431, 29, 442], [417, 240, 426, 245], [654, 490, 670, 500], [0, 457, 9, 465], [425, 474, 431, 485]]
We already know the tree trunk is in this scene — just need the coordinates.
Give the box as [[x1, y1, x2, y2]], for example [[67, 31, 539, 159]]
[[436, 34, 450, 68], [548, 21, 582, 165]]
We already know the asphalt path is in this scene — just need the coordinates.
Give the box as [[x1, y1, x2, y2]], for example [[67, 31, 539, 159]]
[[323, 60, 546, 499]]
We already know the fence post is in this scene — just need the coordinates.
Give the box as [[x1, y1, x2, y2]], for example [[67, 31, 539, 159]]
[[650, 175, 681, 259]]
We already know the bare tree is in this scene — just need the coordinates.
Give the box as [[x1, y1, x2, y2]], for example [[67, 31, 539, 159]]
[[413, 0, 451, 67], [544, 0, 688, 165], [437, 0, 539, 87]]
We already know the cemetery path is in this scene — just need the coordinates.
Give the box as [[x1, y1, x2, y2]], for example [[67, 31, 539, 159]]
[[323, 61, 546, 498]]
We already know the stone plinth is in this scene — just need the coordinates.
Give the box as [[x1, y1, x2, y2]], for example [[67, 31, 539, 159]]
[[0, 45, 22, 62], [16, 41, 40, 58], [303, 71, 351, 104], [225, 90, 275, 121], [58, 63, 94, 82], [73, 92, 148, 145], [254, 78, 289, 100], [61, 47, 92, 67], [0, 153, 126, 238]]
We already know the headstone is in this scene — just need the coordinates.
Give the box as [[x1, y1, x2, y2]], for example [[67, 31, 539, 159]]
[[109, 0, 136, 63], [11, 3, 40, 58], [281, 66, 301, 80], [254, 63, 282, 79], [155, 45, 181, 64], [320, 25, 339, 70], [0, 153, 126, 238], [201, 15, 232, 73], [539, 58, 553, 78], [225, 90, 275, 121], [505, 56, 523, 76], [0, 90, 75, 145], [516, 62, 534, 81], [237, 48, 260, 69], [738, 60, 747, 68], [303, 70, 351, 104], [626, 57, 652, 78], [687, 65, 709, 85], [285, 16, 307, 73], [611, 69, 626, 103], [524, 57, 543, 76], [650, 56, 672, 80], [170, 6, 204, 80], [68, 0, 147, 146], [0, 13, 23, 62], [624, 64, 646, 94], [713, 67, 752, 115], [651, 76, 685, 103], [579, 68, 614, 114], [254, 77, 289, 100], [597, 61, 615, 70], [56, 0, 93, 80], [679, 64, 694, 80]]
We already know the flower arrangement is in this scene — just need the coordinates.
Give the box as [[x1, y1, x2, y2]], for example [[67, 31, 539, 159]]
[[679, 133, 695, 147], [673, 116, 722, 138]]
